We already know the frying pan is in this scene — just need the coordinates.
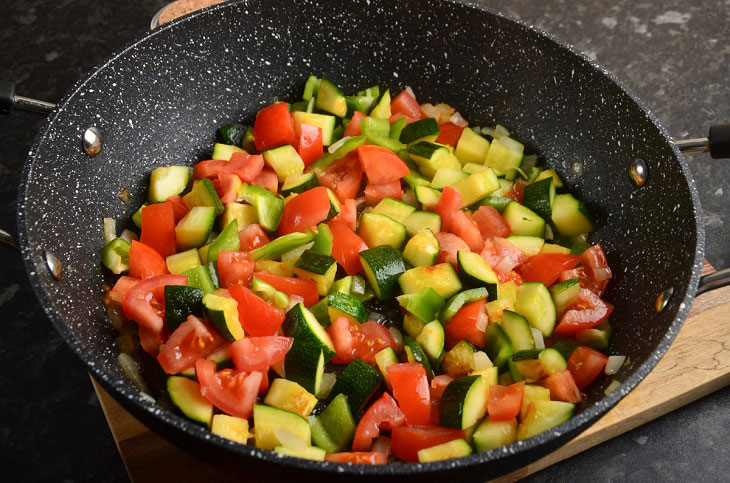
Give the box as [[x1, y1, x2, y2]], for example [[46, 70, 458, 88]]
[[2, 0, 730, 480]]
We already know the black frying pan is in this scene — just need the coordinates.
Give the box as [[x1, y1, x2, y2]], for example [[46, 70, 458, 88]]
[[2, 0, 730, 480]]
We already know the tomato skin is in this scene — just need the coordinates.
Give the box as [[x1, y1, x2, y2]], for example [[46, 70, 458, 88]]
[[434, 232, 470, 267], [108, 275, 140, 305], [253, 102, 296, 152], [230, 336, 293, 372], [429, 374, 454, 426], [318, 152, 363, 203], [329, 318, 396, 365], [221, 151, 264, 183], [193, 159, 227, 179], [445, 299, 487, 349], [480, 237, 527, 280], [352, 392, 406, 451], [328, 221, 368, 275], [434, 187, 462, 232], [195, 359, 262, 419], [157, 315, 223, 374], [217, 251, 255, 288], [542, 370, 582, 403], [238, 224, 270, 252], [567, 346, 608, 389], [386, 362, 431, 426], [435, 122, 464, 146], [296, 123, 324, 167], [357, 145, 410, 184], [251, 168, 279, 194], [277, 186, 331, 236], [505, 178, 525, 203], [488, 382, 524, 421], [217, 173, 243, 204], [449, 210, 484, 252], [364, 179, 402, 206], [140, 202, 177, 258], [390, 90, 422, 121], [343, 111, 366, 137], [580, 244, 612, 296], [138, 325, 164, 355], [473, 206, 511, 239], [553, 288, 613, 335], [166, 196, 190, 223], [228, 284, 285, 336], [391, 426, 466, 463], [122, 274, 187, 335], [252, 272, 319, 307], [517, 254, 581, 287], [330, 198, 357, 231], [325, 452, 387, 465]]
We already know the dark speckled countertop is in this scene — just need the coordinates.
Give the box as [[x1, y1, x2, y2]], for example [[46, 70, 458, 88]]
[[1, 0, 728, 481]]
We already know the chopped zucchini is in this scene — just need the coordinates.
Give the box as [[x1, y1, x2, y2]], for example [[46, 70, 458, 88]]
[[517, 400, 574, 441], [328, 359, 382, 414], [165, 248, 202, 275], [551, 193, 594, 236], [359, 245, 407, 300], [502, 202, 545, 237], [183, 179, 224, 215], [357, 212, 407, 250], [372, 198, 416, 223], [515, 282, 557, 337], [416, 320, 446, 363], [212, 143, 244, 160], [148, 166, 190, 203], [164, 285, 204, 332], [292, 111, 336, 146], [167, 376, 213, 424], [418, 438, 472, 462], [484, 322, 513, 368], [408, 141, 461, 179], [210, 414, 250, 444], [253, 404, 311, 450], [264, 378, 318, 418], [203, 292, 242, 341], [263, 144, 305, 182], [327, 291, 367, 324], [457, 251, 498, 297], [100, 238, 130, 274], [316, 78, 347, 117], [403, 228, 439, 267], [414, 185, 442, 210], [439, 375, 488, 429], [430, 168, 468, 190], [440, 339, 476, 378], [176, 206, 217, 250], [454, 127, 491, 165], [450, 168, 501, 207], [473, 418, 517, 452], [440, 287, 489, 322], [399, 263, 463, 300], [403, 210, 442, 237], [281, 172, 319, 196]]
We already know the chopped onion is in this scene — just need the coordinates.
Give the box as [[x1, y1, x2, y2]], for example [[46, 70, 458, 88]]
[[531, 328, 545, 350], [389, 327, 404, 351], [481, 127, 498, 138], [405, 86, 416, 99], [274, 428, 310, 450], [476, 310, 488, 332], [118, 353, 150, 393], [420, 102, 439, 119], [494, 124, 511, 137], [328, 136, 352, 153], [372, 436, 392, 457], [473, 351, 493, 370], [105, 302, 126, 331], [604, 379, 621, 395], [116, 334, 136, 354], [120, 229, 138, 243], [604, 355, 626, 375], [103, 218, 116, 243], [449, 111, 469, 128], [317, 372, 336, 399]]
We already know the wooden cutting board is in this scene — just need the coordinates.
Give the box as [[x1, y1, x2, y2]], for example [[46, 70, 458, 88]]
[[91, 261, 730, 482]]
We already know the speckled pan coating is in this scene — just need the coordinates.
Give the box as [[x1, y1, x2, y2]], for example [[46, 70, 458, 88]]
[[16, 0, 704, 480]]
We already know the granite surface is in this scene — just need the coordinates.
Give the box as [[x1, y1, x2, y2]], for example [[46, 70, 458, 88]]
[[0, 0, 728, 481]]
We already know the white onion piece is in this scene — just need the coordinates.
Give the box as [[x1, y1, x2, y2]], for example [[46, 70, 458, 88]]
[[118, 353, 150, 393], [593, 267, 613, 282], [449, 111, 469, 127], [274, 428, 309, 449], [139, 392, 156, 404], [103, 217, 116, 243], [405, 86, 416, 99], [531, 328, 545, 350], [317, 372, 337, 399], [328, 136, 352, 153], [476, 310, 488, 332], [481, 127, 498, 138], [105, 303, 126, 331], [420, 102, 439, 119], [372, 436, 392, 456], [473, 351, 493, 370], [389, 327, 404, 351], [120, 229, 138, 243], [494, 124, 511, 137], [604, 379, 621, 395], [604, 355, 626, 375]]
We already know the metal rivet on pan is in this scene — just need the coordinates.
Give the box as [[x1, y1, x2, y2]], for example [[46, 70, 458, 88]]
[[629, 158, 648, 187], [45, 250, 62, 280], [655, 287, 673, 313], [82, 127, 102, 157]]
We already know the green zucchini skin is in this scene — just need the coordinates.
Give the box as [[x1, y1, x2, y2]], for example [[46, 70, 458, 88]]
[[327, 359, 383, 414], [164, 286, 204, 332], [359, 245, 407, 301]]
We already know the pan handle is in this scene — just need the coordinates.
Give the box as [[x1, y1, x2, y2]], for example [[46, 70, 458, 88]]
[[0, 81, 56, 115], [675, 124, 730, 159], [697, 268, 730, 296], [0, 229, 20, 252]]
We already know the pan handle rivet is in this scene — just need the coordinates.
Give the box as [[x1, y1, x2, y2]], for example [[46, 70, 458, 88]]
[[82, 127, 102, 157], [629, 158, 648, 187], [655, 287, 673, 313], [44, 250, 62, 280]]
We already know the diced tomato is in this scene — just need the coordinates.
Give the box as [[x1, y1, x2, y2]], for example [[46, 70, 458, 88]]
[[157, 315, 223, 374], [108, 275, 140, 305], [329, 318, 396, 365], [387, 362, 431, 426], [473, 206, 511, 239], [217, 173, 243, 204], [352, 392, 406, 451], [258, 369, 270, 396], [277, 186, 331, 236], [517, 254, 581, 287], [542, 370, 582, 403], [445, 299, 487, 349], [128, 240, 168, 279], [221, 151, 264, 183], [296, 124, 323, 167], [553, 288, 613, 335], [193, 159, 227, 179], [391, 426, 466, 463], [230, 336, 293, 372], [165, 196, 189, 223], [488, 382, 524, 421], [251, 168, 279, 194], [238, 224, 270, 252], [325, 452, 387, 465], [505, 178, 525, 203], [434, 187, 462, 232], [389, 112, 419, 125], [390, 90, 422, 121], [429, 374, 454, 426], [330, 198, 357, 231], [121, 274, 187, 334], [450, 211, 484, 252], [364, 179, 402, 206], [140, 203, 177, 258], [218, 251, 255, 288], [138, 325, 164, 355], [318, 152, 363, 203], [253, 102, 296, 152], [501, 270, 524, 286], [481, 237, 527, 280], [357, 145, 410, 184], [228, 284, 285, 336], [343, 111, 366, 137], [195, 359, 262, 419], [434, 232, 470, 267], [328, 221, 368, 275], [329, 317, 356, 364], [580, 244, 612, 296], [253, 272, 319, 307], [567, 346, 608, 389], [357, 321, 396, 364], [435, 122, 465, 147]]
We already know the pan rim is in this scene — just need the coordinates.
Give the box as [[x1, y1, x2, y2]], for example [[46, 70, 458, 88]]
[[15, 0, 705, 476]]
